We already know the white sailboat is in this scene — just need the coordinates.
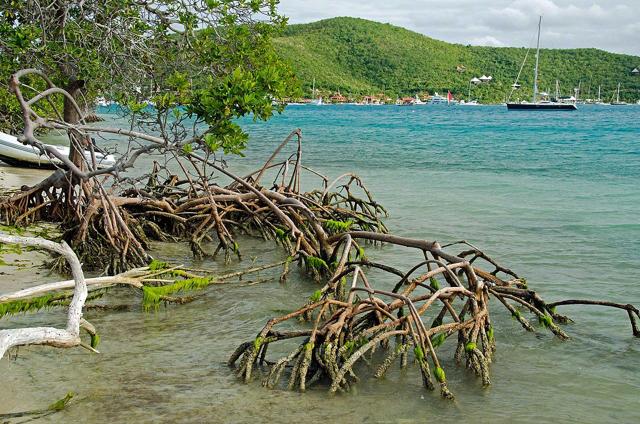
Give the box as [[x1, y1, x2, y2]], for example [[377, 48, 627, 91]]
[[507, 16, 577, 110], [309, 78, 323, 105], [611, 83, 628, 105], [460, 80, 480, 105], [595, 85, 609, 105]]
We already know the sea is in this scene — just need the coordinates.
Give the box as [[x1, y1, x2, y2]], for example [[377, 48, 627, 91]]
[[1, 104, 639, 423]]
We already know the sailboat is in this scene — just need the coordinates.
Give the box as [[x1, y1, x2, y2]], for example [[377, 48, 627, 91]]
[[309, 78, 323, 105], [610, 83, 628, 105], [595, 85, 609, 105], [507, 16, 577, 110]]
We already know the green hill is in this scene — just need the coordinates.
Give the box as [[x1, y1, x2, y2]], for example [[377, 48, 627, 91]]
[[274, 17, 640, 103]]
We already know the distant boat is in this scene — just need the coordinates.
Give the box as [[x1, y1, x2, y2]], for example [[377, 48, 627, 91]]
[[461, 79, 480, 105], [429, 92, 454, 105], [413, 94, 426, 105], [595, 85, 609, 105], [96, 97, 116, 107], [309, 78, 323, 105], [506, 17, 577, 111], [610, 83, 628, 105], [0, 131, 115, 170], [447, 91, 455, 105]]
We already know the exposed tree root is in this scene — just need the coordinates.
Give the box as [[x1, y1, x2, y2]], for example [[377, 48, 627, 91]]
[[230, 232, 639, 399]]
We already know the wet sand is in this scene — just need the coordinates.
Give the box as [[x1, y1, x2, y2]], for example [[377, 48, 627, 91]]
[[0, 162, 53, 189], [0, 162, 61, 292]]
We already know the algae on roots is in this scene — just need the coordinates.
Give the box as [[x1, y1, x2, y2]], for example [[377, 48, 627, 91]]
[[142, 277, 214, 311]]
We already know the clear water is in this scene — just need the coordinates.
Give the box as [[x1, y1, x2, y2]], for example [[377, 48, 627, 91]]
[[1, 105, 639, 423]]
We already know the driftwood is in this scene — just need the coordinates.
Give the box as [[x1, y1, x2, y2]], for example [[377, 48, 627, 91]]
[[0, 234, 93, 358], [0, 258, 292, 323]]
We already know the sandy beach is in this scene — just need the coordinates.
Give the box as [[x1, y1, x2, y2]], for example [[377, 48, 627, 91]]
[[0, 163, 52, 189]]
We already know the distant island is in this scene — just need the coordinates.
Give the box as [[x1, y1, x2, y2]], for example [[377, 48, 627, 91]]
[[274, 17, 640, 103]]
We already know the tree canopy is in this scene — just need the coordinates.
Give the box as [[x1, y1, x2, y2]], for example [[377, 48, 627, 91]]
[[0, 0, 299, 153]]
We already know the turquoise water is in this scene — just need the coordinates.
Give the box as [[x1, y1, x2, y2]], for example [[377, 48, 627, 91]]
[[1, 104, 639, 422]]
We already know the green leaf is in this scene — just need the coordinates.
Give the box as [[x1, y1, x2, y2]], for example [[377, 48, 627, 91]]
[[309, 289, 323, 302], [253, 336, 265, 351], [90, 333, 101, 349], [431, 332, 446, 348], [148, 259, 168, 271], [47, 392, 75, 411], [430, 277, 440, 290], [434, 366, 446, 383]]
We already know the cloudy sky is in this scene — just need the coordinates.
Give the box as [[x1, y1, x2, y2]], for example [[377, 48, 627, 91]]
[[278, 0, 640, 56]]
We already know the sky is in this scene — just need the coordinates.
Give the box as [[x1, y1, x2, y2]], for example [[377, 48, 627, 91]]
[[278, 0, 640, 56]]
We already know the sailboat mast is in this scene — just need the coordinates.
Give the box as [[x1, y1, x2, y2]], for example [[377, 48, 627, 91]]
[[533, 16, 542, 103], [598, 85, 601, 102], [616, 82, 620, 103]]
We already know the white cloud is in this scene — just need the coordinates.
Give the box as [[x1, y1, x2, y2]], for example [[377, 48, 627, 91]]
[[470, 35, 505, 47], [278, 0, 640, 55]]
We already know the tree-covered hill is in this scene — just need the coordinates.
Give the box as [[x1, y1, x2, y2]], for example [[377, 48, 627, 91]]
[[274, 17, 640, 103]]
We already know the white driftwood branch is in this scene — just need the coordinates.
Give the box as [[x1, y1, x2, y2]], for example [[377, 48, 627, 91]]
[[0, 234, 88, 359], [0, 271, 147, 303]]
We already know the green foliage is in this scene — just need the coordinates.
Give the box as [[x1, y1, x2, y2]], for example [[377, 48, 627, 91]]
[[309, 289, 323, 302], [487, 325, 494, 342], [434, 366, 446, 383], [274, 17, 640, 103], [1, 0, 299, 154], [90, 333, 101, 349], [0, 294, 55, 319], [253, 336, 265, 351], [47, 392, 75, 412], [323, 219, 353, 234], [413, 345, 425, 361], [344, 337, 367, 357], [274, 226, 290, 242], [0, 224, 26, 235], [430, 277, 441, 291], [148, 259, 169, 271], [539, 314, 553, 328], [465, 341, 477, 352], [305, 255, 329, 271], [431, 332, 446, 348], [304, 342, 314, 352], [142, 277, 213, 311]]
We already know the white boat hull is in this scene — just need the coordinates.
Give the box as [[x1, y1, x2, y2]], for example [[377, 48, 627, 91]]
[[0, 132, 115, 170]]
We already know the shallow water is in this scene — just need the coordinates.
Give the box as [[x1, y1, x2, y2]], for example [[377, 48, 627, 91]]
[[1, 105, 639, 423]]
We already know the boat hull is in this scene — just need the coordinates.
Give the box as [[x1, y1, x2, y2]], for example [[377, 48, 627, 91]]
[[506, 103, 577, 110], [0, 131, 115, 170]]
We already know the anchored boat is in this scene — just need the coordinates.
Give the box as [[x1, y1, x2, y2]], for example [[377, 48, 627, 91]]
[[0, 131, 115, 170], [506, 16, 577, 111]]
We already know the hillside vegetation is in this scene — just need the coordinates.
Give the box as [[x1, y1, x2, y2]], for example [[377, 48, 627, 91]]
[[274, 17, 640, 103]]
